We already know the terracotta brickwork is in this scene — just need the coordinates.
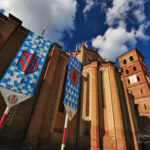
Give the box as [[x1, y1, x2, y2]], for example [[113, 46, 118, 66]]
[[0, 14, 22, 50], [118, 48, 150, 117], [80, 44, 140, 149]]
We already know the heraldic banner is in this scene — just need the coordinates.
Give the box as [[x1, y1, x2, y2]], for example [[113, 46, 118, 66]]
[[0, 31, 53, 108], [63, 53, 82, 121]]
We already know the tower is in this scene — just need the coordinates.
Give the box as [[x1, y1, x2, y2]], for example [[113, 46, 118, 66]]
[[118, 48, 150, 117]]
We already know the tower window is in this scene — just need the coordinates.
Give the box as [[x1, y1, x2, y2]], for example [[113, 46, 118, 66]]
[[141, 89, 143, 94], [123, 59, 127, 64], [137, 76, 140, 81], [133, 66, 137, 71], [129, 56, 134, 61], [126, 69, 129, 74], [86, 74, 90, 116], [144, 104, 147, 110], [128, 79, 130, 84]]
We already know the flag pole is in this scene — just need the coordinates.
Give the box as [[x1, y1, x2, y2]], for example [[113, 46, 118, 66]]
[[41, 24, 48, 36], [61, 113, 69, 150], [0, 106, 10, 130]]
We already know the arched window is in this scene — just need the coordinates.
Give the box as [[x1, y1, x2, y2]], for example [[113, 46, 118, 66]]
[[126, 69, 129, 74], [123, 59, 127, 64], [129, 56, 134, 61], [133, 66, 137, 71], [137, 76, 140, 81]]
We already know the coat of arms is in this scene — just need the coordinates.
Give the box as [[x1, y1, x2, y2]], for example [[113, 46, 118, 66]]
[[70, 67, 78, 85], [18, 51, 39, 74]]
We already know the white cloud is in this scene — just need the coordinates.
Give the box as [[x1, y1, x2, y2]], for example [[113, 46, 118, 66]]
[[83, 0, 94, 14], [106, 0, 146, 26], [92, 25, 136, 60], [92, 0, 150, 61], [136, 23, 150, 40], [133, 10, 145, 23], [0, 0, 77, 44], [106, 0, 130, 26]]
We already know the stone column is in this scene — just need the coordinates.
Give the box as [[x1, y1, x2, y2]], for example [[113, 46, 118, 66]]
[[90, 62, 100, 150]]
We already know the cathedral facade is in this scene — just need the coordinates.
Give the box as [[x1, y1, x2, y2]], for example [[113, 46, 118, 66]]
[[0, 13, 150, 150]]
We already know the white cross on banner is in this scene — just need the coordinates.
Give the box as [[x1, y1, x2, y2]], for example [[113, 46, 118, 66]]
[[63, 53, 82, 120]]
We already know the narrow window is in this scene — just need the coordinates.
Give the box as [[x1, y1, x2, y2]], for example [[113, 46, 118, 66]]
[[129, 56, 134, 61], [128, 79, 130, 84], [141, 89, 143, 94], [86, 74, 90, 116], [126, 69, 129, 74], [137, 76, 140, 81], [133, 66, 136, 71], [123, 59, 127, 64], [144, 104, 147, 110]]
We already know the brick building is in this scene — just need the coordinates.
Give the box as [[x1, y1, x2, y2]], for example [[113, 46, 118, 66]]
[[0, 13, 149, 150], [118, 49, 150, 149], [118, 49, 150, 118]]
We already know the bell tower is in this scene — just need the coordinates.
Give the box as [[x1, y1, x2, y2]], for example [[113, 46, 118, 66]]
[[118, 48, 150, 117]]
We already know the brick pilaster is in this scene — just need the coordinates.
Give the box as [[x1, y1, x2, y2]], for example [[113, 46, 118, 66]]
[[90, 64, 100, 150], [109, 66, 127, 150]]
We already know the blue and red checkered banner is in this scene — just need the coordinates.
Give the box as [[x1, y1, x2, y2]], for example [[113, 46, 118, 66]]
[[64, 53, 82, 120], [0, 31, 52, 107]]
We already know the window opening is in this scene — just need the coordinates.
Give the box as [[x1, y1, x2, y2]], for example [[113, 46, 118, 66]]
[[128, 79, 130, 84], [133, 66, 136, 71], [129, 56, 134, 61], [86, 74, 90, 116], [123, 59, 127, 64], [126, 69, 129, 74], [141, 89, 143, 94]]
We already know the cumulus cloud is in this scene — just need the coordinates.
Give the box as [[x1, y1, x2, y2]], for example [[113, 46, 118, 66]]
[[92, 25, 136, 60], [92, 0, 150, 61], [0, 0, 77, 44]]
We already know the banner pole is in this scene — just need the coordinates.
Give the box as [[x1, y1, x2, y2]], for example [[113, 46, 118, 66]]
[[61, 113, 69, 150], [41, 24, 48, 36], [0, 106, 10, 130]]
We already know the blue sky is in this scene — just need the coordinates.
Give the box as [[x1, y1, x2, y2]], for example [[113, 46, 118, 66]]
[[0, 0, 150, 71]]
